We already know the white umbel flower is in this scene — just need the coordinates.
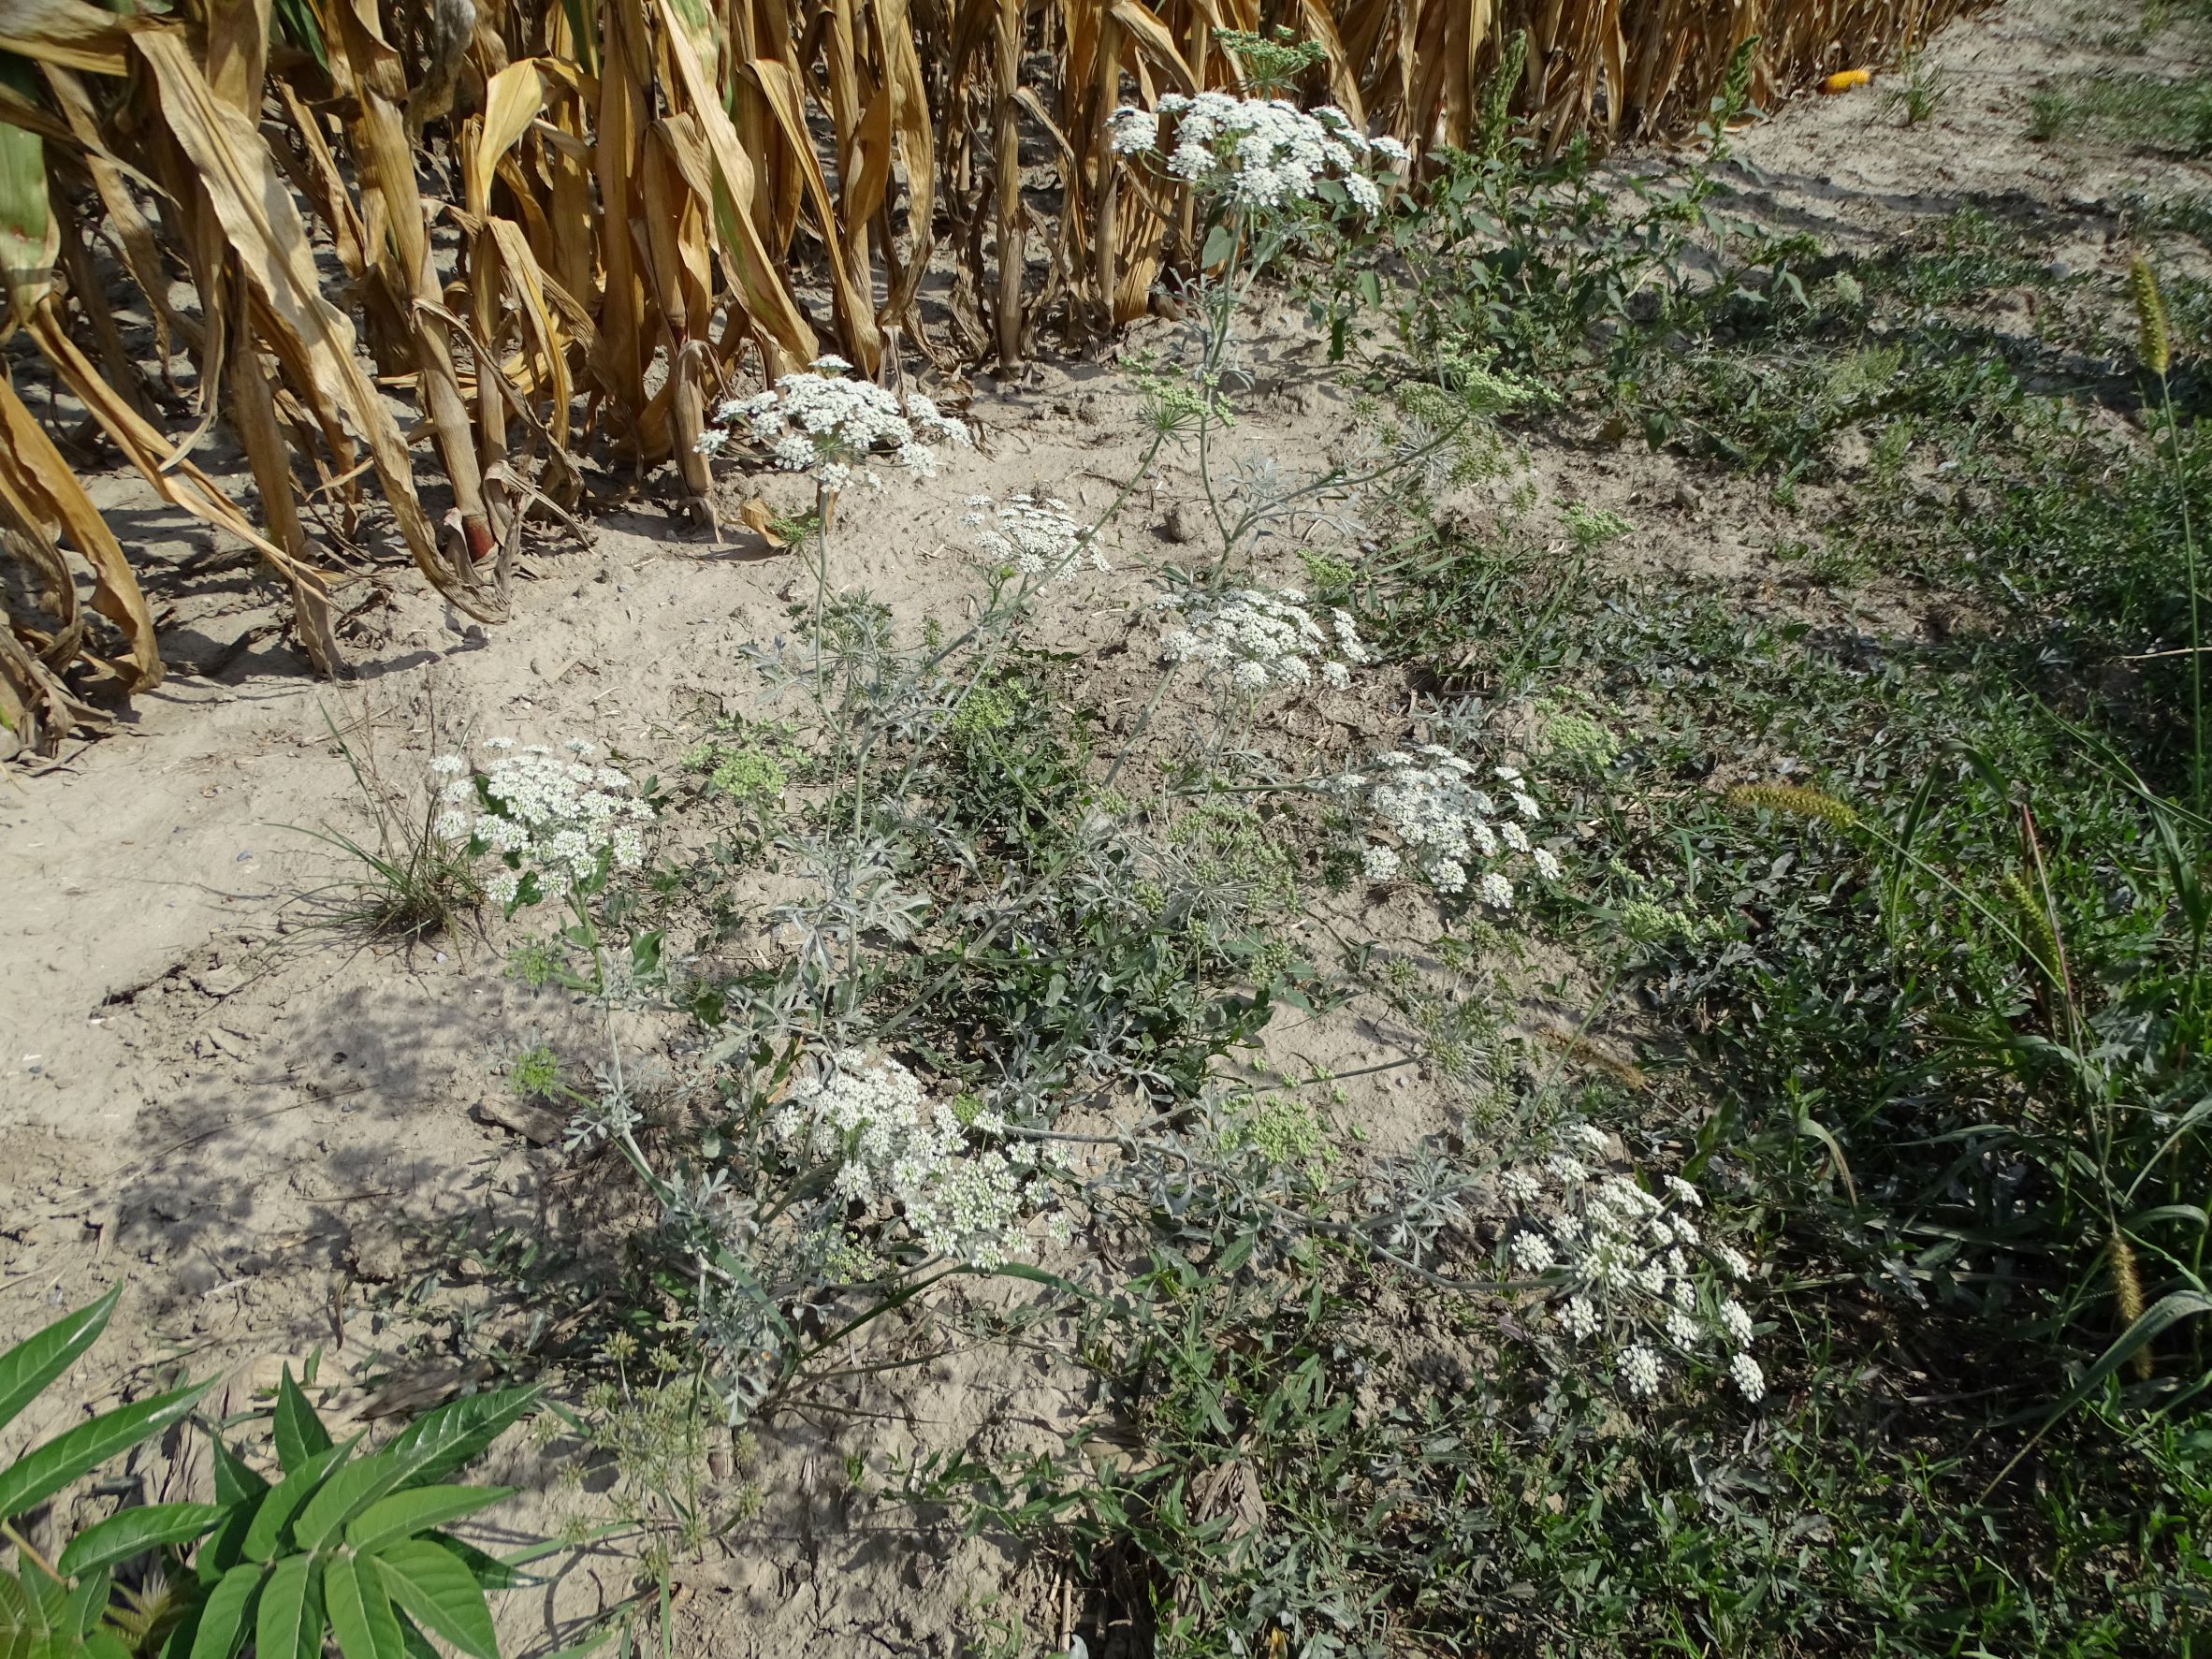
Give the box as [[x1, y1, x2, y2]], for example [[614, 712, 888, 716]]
[[1507, 1230, 1558, 1275], [963, 493, 1105, 580], [1720, 1299, 1755, 1347], [1619, 1344, 1663, 1399], [772, 1051, 1055, 1270], [455, 741, 654, 902], [1729, 1353, 1766, 1402], [1106, 93, 1405, 214], [701, 363, 969, 490], [1157, 586, 1368, 698], [1559, 1294, 1599, 1340]]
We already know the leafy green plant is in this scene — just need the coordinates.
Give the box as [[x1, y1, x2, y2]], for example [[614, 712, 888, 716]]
[[0, 1288, 544, 1659], [0, 1288, 212, 1659]]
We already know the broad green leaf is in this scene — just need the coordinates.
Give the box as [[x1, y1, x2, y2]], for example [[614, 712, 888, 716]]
[[209, 1441, 268, 1511], [344, 1489, 510, 1559], [371, 1541, 497, 1659], [83, 1631, 133, 1659], [185, 1564, 263, 1659], [0, 1380, 212, 1523], [271, 1373, 333, 1477], [376, 1388, 540, 1492], [292, 1459, 409, 1553], [58, 1505, 225, 1579], [323, 1551, 401, 1659], [241, 1439, 358, 1564], [0, 1288, 119, 1440], [255, 1555, 322, 1659]]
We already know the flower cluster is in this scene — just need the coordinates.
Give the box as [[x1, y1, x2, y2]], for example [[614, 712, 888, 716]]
[[435, 739, 652, 908], [958, 493, 1107, 580], [770, 1051, 1059, 1270], [1107, 93, 1408, 214], [1338, 746, 1560, 902], [697, 357, 969, 492], [1157, 586, 1370, 695], [1493, 1131, 1765, 1404]]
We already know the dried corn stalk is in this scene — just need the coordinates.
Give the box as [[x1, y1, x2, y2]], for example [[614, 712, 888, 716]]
[[0, 0, 1976, 757]]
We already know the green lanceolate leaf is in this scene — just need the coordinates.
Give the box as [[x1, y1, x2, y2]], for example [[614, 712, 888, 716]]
[[291, 1459, 410, 1554], [57, 1504, 226, 1579], [0, 1380, 213, 1524], [240, 1438, 358, 1564], [209, 1440, 268, 1512], [0, 1288, 120, 1440], [255, 1553, 325, 1659], [343, 1489, 511, 1559], [323, 1551, 403, 1659], [184, 1564, 264, 1659], [271, 1373, 333, 1477], [61, 1568, 109, 1639], [375, 1388, 540, 1492], [371, 1541, 497, 1659]]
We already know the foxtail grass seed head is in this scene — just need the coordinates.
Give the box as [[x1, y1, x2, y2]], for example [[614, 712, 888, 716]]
[[1724, 781, 1859, 830], [2110, 1228, 2155, 1381], [2131, 255, 2172, 378]]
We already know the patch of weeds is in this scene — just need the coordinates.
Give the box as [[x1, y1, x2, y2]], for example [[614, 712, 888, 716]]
[[1882, 45, 1951, 126], [2029, 71, 2212, 154], [297, 712, 483, 943], [1561, 501, 1631, 550]]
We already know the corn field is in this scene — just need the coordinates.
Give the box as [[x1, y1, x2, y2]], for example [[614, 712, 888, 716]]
[[0, 0, 1971, 749]]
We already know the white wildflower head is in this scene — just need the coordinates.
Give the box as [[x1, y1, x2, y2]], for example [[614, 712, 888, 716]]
[[446, 741, 653, 907], [1730, 1353, 1766, 1403], [1720, 1299, 1754, 1347], [1500, 1156, 1768, 1407], [1106, 94, 1404, 217], [700, 365, 970, 490], [1157, 586, 1369, 698], [1345, 744, 1557, 901], [1507, 1230, 1557, 1276], [1619, 1344, 1662, 1399], [771, 1050, 1055, 1270], [962, 493, 1106, 581]]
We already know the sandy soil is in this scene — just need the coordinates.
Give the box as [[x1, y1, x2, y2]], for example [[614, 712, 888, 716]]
[[2, 0, 2204, 1651]]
